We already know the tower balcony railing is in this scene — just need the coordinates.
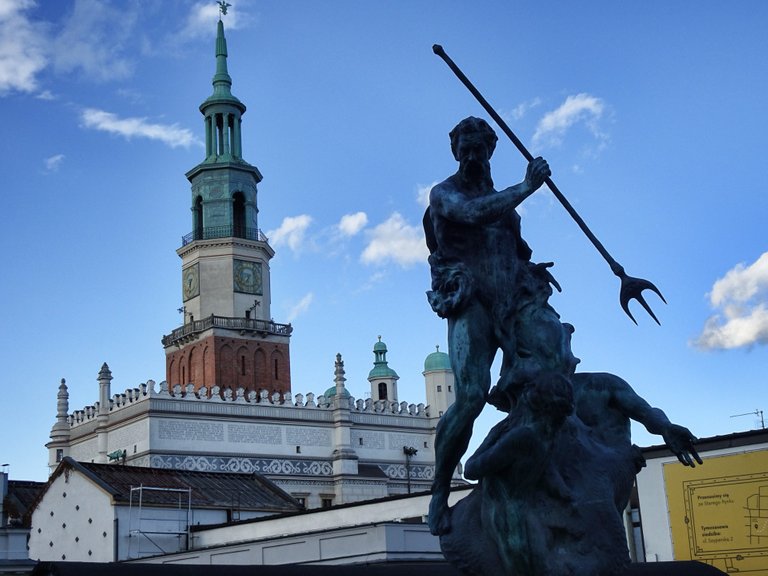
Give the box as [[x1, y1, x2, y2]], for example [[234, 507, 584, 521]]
[[162, 314, 292, 347], [182, 226, 268, 246]]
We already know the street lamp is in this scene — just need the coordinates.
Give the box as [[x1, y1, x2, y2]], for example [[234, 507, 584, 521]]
[[403, 447, 418, 494]]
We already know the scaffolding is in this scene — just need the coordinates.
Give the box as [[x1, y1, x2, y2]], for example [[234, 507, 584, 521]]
[[127, 485, 192, 559]]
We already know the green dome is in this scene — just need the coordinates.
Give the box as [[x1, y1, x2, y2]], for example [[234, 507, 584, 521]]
[[368, 336, 399, 379], [424, 346, 451, 372], [368, 364, 399, 379], [324, 385, 351, 399], [373, 338, 387, 353]]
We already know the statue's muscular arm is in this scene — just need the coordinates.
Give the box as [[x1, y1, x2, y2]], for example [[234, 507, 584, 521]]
[[430, 158, 550, 225], [605, 374, 703, 467]]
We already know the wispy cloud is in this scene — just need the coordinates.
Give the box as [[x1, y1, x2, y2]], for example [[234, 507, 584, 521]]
[[267, 215, 313, 252], [286, 292, 313, 323], [0, 0, 47, 95], [505, 97, 542, 122], [416, 182, 438, 209], [532, 93, 607, 151], [361, 212, 428, 268], [51, 1, 140, 82], [44, 154, 65, 172], [179, 1, 249, 40], [337, 212, 368, 237], [694, 252, 768, 350], [80, 108, 199, 149]]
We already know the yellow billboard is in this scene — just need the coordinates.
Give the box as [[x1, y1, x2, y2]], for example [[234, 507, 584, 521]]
[[664, 450, 768, 574]]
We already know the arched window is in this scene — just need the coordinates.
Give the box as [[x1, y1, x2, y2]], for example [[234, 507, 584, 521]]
[[378, 382, 388, 400], [193, 196, 203, 240], [233, 192, 246, 238]]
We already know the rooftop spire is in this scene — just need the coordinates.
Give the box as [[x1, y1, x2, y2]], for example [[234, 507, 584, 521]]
[[211, 19, 235, 101]]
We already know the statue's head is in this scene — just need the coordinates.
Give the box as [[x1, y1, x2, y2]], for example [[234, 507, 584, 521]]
[[449, 116, 498, 162]]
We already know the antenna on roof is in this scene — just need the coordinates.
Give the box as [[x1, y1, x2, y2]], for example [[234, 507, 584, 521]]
[[730, 409, 765, 430]]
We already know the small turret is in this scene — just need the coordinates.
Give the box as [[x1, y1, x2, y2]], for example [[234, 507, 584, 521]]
[[367, 336, 399, 403], [324, 353, 352, 405], [96, 363, 113, 463], [423, 345, 455, 418], [47, 378, 71, 473]]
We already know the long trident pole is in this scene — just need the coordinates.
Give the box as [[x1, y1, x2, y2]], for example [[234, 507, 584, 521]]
[[432, 44, 666, 325]]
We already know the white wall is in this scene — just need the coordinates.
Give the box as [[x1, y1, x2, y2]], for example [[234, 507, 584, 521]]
[[29, 468, 115, 563]]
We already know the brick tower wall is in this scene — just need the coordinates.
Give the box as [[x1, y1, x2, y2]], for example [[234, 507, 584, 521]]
[[166, 335, 291, 395]]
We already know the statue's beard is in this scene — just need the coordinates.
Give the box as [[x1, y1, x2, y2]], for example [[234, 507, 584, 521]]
[[459, 158, 492, 188]]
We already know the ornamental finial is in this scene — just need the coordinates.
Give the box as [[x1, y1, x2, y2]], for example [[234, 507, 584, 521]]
[[217, 1, 231, 17]]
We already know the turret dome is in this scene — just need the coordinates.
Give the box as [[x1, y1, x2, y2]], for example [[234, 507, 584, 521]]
[[424, 345, 451, 372]]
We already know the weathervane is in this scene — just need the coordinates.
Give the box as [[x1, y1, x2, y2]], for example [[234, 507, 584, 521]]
[[217, 1, 231, 17]]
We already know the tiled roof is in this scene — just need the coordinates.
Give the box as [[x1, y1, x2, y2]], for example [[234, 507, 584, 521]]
[[4, 480, 47, 527], [51, 458, 301, 513]]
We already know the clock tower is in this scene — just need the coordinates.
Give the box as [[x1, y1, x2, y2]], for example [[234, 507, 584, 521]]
[[162, 18, 292, 396]]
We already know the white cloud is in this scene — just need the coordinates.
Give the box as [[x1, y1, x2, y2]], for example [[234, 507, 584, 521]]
[[694, 252, 768, 350], [286, 292, 313, 323], [338, 212, 368, 237], [51, 1, 140, 82], [267, 215, 313, 252], [532, 93, 607, 150], [44, 154, 64, 172], [505, 97, 542, 122], [179, 1, 247, 40], [416, 182, 438, 209], [361, 212, 428, 268], [81, 108, 199, 149], [0, 0, 48, 95]]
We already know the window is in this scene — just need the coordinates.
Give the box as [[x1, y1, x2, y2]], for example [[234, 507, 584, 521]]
[[241, 355, 246, 376], [321, 497, 334, 508], [56, 449, 64, 462], [437, 385, 442, 392], [378, 382, 388, 400], [448, 385, 452, 392], [233, 192, 246, 238], [193, 196, 203, 240], [274, 359, 279, 380]]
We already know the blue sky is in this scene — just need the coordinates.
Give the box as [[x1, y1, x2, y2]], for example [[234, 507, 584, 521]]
[[1, 0, 767, 481]]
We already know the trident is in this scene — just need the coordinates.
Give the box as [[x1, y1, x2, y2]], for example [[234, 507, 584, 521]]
[[433, 44, 666, 325]]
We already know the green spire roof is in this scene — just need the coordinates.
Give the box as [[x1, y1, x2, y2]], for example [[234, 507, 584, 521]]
[[201, 19, 244, 111], [424, 345, 451, 372], [368, 336, 399, 380]]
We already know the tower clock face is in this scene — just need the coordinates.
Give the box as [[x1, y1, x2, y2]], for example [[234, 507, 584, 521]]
[[234, 259, 263, 295], [182, 264, 200, 301]]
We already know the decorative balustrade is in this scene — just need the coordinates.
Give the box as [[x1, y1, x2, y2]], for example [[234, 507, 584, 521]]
[[161, 315, 292, 347], [181, 226, 268, 246], [67, 379, 430, 429]]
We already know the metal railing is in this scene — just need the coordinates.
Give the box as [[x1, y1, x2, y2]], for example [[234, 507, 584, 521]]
[[181, 226, 268, 246], [162, 314, 292, 347]]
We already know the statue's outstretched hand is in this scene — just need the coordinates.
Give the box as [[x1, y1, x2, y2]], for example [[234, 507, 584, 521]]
[[663, 424, 703, 467], [525, 157, 551, 192]]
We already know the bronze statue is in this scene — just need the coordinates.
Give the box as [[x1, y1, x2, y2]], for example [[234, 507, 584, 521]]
[[424, 117, 702, 575], [424, 116, 578, 535]]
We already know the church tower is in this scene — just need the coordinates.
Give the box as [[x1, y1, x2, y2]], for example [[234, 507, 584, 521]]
[[162, 18, 292, 396]]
